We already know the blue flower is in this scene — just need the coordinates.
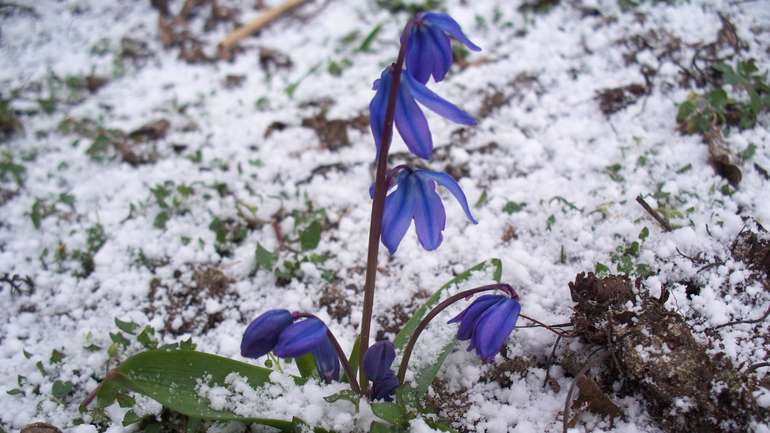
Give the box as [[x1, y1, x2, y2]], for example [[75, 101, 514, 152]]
[[370, 67, 476, 160], [406, 12, 481, 84], [311, 335, 341, 383], [241, 309, 293, 358], [448, 295, 521, 362], [363, 340, 400, 401], [242, 311, 341, 382], [379, 168, 477, 254]]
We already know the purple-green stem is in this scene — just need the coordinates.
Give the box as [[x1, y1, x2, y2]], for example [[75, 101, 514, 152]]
[[293, 312, 361, 394], [358, 19, 414, 395]]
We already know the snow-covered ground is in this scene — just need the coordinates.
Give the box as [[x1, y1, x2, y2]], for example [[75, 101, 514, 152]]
[[1, 0, 769, 432]]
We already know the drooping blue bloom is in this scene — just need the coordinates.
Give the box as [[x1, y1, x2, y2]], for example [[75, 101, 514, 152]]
[[448, 295, 521, 362], [363, 340, 400, 401], [370, 66, 476, 160], [312, 335, 341, 383], [274, 318, 328, 357], [406, 12, 481, 84], [241, 309, 294, 358], [379, 168, 477, 254], [273, 317, 341, 382]]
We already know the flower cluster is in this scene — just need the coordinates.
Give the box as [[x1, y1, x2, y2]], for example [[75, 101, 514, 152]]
[[370, 12, 481, 254], [239, 11, 524, 407], [241, 310, 340, 382]]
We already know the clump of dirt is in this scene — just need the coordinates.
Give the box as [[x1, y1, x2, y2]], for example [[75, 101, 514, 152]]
[[424, 379, 472, 433], [318, 284, 353, 321], [569, 272, 769, 433], [376, 303, 414, 338], [482, 356, 533, 387], [596, 83, 648, 115], [146, 265, 236, 335], [302, 111, 353, 151], [732, 222, 770, 282]]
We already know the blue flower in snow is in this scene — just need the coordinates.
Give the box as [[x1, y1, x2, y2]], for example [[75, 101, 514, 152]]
[[241, 309, 293, 358], [369, 66, 476, 160], [406, 12, 481, 84], [447, 294, 521, 362], [363, 340, 400, 401], [378, 167, 477, 254], [242, 314, 340, 382]]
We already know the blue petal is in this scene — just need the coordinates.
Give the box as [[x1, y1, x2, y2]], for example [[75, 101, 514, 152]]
[[427, 26, 452, 82], [369, 69, 392, 160], [372, 371, 400, 401], [471, 299, 521, 362], [363, 340, 396, 382], [312, 336, 340, 383], [274, 318, 327, 358], [241, 309, 293, 359], [412, 175, 446, 251], [404, 73, 476, 126], [447, 295, 504, 340], [394, 78, 433, 159], [406, 28, 433, 84], [415, 169, 478, 224], [423, 12, 481, 51], [381, 173, 416, 254]]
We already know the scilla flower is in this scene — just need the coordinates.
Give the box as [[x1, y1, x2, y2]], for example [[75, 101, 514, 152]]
[[406, 12, 481, 84], [370, 66, 476, 160], [242, 313, 340, 382], [241, 309, 293, 358], [363, 340, 400, 401], [378, 167, 476, 254], [448, 294, 521, 362]]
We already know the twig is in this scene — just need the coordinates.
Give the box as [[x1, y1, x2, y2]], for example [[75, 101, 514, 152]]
[[542, 335, 562, 389], [562, 347, 606, 433], [635, 194, 673, 232], [218, 0, 307, 58], [709, 304, 770, 330], [747, 362, 770, 372]]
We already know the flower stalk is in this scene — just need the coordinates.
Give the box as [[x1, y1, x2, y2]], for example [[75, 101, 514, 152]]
[[358, 19, 414, 395]]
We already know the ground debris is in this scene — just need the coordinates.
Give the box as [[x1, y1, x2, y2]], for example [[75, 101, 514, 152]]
[[569, 272, 769, 433], [732, 221, 770, 282], [596, 83, 648, 115]]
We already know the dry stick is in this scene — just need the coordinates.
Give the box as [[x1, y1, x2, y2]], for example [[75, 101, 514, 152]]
[[747, 362, 770, 372], [562, 347, 606, 433], [542, 335, 563, 389], [635, 194, 673, 232], [358, 22, 412, 395], [218, 0, 306, 57], [709, 304, 770, 330]]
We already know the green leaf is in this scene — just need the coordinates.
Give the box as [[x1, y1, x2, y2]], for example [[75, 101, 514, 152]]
[[49, 349, 65, 364], [122, 410, 141, 426], [295, 353, 316, 378], [638, 227, 649, 242], [343, 335, 360, 384], [323, 389, 360, 405], [595, 262, 610, 276], [186, 417, 202, 433], [153, 211, 169, 229], [136, 326, 158, 349], [413, 341, 455, 399], [502, 201, 525, 214], [115, 318, 140, 335], [116, 393, 136, 408], [94, 379, 119, 409], [30, 199, 42, 230], [394, 259, 502, 349], [370, 402, 408, 426], [370, 421, 404, 433], [51, 380, 74, 399], [358, 24, 383, 52], [255, 243, 277, 270], [107, 350, 296, 428], [299, 220, 322, 251]]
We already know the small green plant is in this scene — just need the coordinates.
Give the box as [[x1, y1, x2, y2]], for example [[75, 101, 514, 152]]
[[596, 227, 654, 279], [676, 60, 770, 134]]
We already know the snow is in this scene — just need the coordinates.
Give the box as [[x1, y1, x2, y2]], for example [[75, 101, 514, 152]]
[[1, 0, 770, 432]]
